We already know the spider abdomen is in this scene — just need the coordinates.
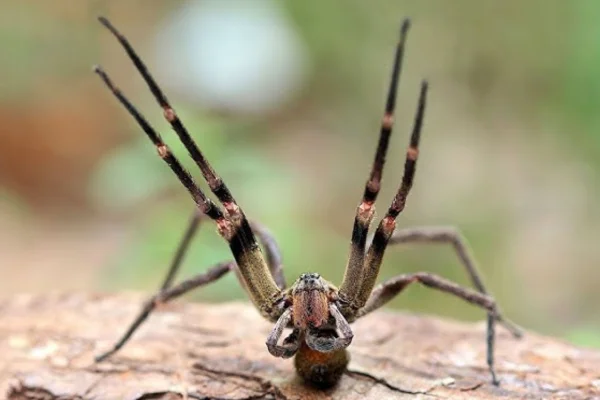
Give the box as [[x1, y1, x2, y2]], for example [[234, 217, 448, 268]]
[[294, 334, 349, 388]]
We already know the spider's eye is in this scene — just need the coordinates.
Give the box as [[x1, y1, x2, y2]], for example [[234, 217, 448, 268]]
[[314, 273, 320, 279]]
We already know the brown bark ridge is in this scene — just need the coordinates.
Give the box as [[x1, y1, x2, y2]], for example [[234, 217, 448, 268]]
[[1, 293, 599, 399]]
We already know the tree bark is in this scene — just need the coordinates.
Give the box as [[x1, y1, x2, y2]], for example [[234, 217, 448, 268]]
[[1, 293, 599, 399]]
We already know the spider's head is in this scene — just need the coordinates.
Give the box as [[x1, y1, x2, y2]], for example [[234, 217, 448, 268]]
[[290, 273, 331, 330]]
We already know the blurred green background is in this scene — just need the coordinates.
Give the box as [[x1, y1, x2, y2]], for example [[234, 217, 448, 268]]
[[1, 1, 599, 348]]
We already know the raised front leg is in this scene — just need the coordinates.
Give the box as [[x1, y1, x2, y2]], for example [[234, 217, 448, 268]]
[[160, 210, 287, 294], [351, 81, 428, 312], [338, 20, 411, 308], [95, 17, 282, 318], [250, 221, 287, 289]]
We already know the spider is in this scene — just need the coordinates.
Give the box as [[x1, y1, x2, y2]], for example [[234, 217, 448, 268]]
[[93, 16, 523, 387]]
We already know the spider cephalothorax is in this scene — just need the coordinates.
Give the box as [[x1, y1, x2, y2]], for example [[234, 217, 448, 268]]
[[93, 16, 522, 387], [291, 273, 333, 331], [271, 273, 351, 356]]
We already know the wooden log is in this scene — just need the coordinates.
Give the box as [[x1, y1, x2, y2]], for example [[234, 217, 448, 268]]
[[1, 293, 599, 399]]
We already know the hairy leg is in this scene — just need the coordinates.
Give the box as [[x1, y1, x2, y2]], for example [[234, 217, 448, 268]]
[[350, 81, 427, 312], [356, 272, 503, 385], [96, 17, 281, 315], [250, 221, 286, 289], [97, 210, 287, 363], [96, 214, 287, 362], [160, 210, 287, 293], [339, 19, 412, 306], [383, 226, 522, 337], [95, 261, 234, 362]]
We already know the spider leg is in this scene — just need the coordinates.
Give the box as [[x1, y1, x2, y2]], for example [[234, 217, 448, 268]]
[[356, 272, 502, 385], [348, 80, 427, 314], [95, 261, 234, 362], [384, 226, 522, 337], [306, 304, 353, 352], [97, 209, 287, 362], [266, 309, 301, 358], [161, 210, 287, 293], [250, 221, 286, 289], [96, 214, 285, 362], [160, 210, 204, 291], [94, 66, 224, 223], [96, 17, 281, 316], [339, 19, 411, 308]]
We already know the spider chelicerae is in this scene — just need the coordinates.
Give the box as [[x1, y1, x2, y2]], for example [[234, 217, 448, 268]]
[[93, 16, 523, 387]]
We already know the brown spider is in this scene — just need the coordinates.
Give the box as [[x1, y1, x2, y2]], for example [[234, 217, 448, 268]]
[[93, 17, 523, 387]]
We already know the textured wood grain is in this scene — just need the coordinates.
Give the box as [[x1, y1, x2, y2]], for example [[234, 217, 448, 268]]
[[1, 293, 599, 399]]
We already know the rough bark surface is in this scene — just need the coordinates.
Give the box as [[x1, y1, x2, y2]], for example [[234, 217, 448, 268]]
[[1, 293, 599, 399]]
